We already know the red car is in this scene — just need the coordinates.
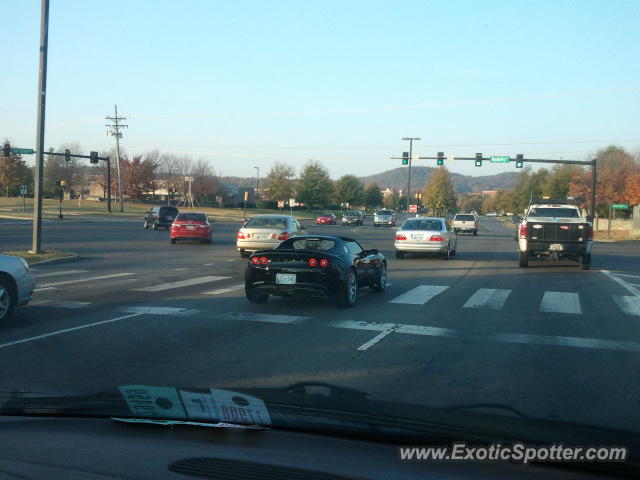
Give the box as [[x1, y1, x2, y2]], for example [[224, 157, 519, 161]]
[[170, 212, 212, 244], [316, 213, 337, 225]]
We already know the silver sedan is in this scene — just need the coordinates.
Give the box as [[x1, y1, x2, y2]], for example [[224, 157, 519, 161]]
[[0, 254, 36, 321], [236, 215, 306, 258], [394, 217, 457, 260]]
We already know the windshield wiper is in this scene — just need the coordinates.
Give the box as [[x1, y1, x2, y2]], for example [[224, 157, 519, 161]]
[[444, 402, 531, 420]]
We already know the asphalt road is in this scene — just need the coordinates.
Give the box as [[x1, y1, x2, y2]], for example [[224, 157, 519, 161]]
[[2, 214, 640, 434]]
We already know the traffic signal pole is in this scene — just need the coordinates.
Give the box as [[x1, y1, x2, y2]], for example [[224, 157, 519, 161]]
[[402, 137, 420, 205], [31, 0, 49, 254]]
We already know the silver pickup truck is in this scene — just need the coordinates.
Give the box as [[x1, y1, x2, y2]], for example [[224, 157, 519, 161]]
[[451, 213, 478, 235]]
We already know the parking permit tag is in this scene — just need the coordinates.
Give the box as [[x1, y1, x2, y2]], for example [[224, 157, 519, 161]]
[[210, 388, 272, 426], [179, 390, 219, 421], [119, 385, 187, 419]]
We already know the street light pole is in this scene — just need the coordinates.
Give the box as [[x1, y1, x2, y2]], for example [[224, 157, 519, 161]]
[[402, 137, 421, 209], [31, 0, 50, 254], [254, 166, 260, 207]]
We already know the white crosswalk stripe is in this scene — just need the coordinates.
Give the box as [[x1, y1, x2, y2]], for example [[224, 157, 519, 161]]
[[30, 300, 92, 309], [132, 276, 230, 292], [36, 273, 137, 290], [540, 291, 582, 314], [389, 285, 448, 305], [201, 284, 244, 295], [35, 270, 89, 278], [463, 289, 512, 310], [613, 296, 640, 317]]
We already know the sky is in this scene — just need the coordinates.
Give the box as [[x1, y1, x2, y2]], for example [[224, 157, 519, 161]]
[[2, 0, 640, 179]]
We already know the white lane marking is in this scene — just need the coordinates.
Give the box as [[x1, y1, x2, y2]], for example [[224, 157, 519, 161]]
[[329, 320, 640, 352], [610, 273, 640, 280], [30, 300, 92, 309], [225, 259, 234, 262], [213, 312, 306, 324], [33, 287, 56, 293], [389, 285, 448, 305], [35, 269, 89, 278], [463, 289, 512, 310], [38, 273, 137, 288], [173, 268, 189, 271], [0, 313, 144, 350], [357, 329, 395, 351], [124, 306, 190, 315], [540, 291, 582, 314], [201, 284, 244, 295], [132, 276, 230, 292], [601, 270, 640, 296], [613, 296, 640, 317], [204, 263, 215, 266]]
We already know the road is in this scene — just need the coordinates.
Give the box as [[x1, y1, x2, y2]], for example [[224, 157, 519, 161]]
[[1, 214, 640, 433]]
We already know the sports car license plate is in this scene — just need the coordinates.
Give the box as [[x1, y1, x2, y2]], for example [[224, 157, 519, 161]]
[[276, 273, 296, 284], [549, 244, 564, 251]]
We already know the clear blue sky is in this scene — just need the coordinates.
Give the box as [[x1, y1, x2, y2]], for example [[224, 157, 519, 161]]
[[2, 0, 639, 179]]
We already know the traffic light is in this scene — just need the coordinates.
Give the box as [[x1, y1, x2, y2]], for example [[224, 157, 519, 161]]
[[64, 149, 71, 161], [475, 152, 483, 167], [437, 152, 444, 166], [516, 154, 524, 168], [402, 151, 409, 165], [90, 151, 99, 164], [2, 143, 10, 158]]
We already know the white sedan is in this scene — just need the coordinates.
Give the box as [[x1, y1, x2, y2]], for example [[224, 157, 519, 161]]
[[0, 254, 36, 322], [394, 217, 457, 260]]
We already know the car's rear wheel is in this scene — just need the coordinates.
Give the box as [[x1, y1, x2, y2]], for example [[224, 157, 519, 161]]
[[0, 276, 16, 322], [239, 249, 250, 258], [580, 253, 591, 270], [203, 236, 212, 245], [441, 247, 451, 260], [144, 221, 149, 229], [395, 250, 405, 259], [473, 230, 478, 236], [372, 263, 387, 293], [170, 238, 176, 244], [245, 284, 269, 303], [336, 269, 358, 307], [152, 222, 158, 231], [518, 251, 529, 267]]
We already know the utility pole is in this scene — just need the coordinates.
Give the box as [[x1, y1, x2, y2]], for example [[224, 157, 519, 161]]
[[31, 0, 49, 254], [402, 137, 420, 209], [105, 105, 128, 212], [254, 166, 260, 206]]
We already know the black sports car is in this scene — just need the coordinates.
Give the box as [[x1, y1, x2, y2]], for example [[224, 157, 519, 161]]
[[245, 235, 387, 307]]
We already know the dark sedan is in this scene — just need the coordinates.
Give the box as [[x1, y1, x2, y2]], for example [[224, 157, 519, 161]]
[[245, 235, 387, 307]]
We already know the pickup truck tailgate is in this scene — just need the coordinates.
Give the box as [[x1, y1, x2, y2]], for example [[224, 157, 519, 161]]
[[527, 222, 589, 242]]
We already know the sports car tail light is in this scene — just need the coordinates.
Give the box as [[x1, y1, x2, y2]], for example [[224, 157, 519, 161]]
[[588, 226, 593, 239], [319, 259, 329, 267], [260, 256, 268, 264], [278, 232, 290, 240], [251, 257, 260, 264], [519, 224, 527, 238], [395, 234, 407, 241], [236, 231, 245, 239], [429, 235, 445, 241], [308, 258, 317, 267]]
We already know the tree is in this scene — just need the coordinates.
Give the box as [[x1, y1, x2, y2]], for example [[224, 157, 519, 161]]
[[296, 160, 334, 209], [423, 167, 456, 216], [459, 195, 483, 213], [624, 173, 640, 206], [0, 150, 31, 197], [122, 155, 155, 200], [191, 158, 220, 201], [334, 175, 364, 206], [364, 182, 384, 209], [542, 164, 581, 198], [264, 162, 296, 201]]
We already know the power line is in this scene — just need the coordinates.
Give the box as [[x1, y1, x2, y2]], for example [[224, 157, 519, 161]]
[[105, 105, 128, 212]]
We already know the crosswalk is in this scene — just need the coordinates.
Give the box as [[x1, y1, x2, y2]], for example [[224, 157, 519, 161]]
[[28, 267, 640, 317]]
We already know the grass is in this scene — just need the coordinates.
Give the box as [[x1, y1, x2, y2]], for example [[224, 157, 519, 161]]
[[2, 250, 75, 264], [0, 197, 320, 222]]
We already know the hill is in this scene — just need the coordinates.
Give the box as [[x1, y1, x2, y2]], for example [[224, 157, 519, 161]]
[[357, 167, 519, 194]]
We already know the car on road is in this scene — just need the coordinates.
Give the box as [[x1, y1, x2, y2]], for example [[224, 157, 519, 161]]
[[0, 254, 35, 322], [245, 235, 387, 307], [237, 214, 306, 258], [144, 205, 179, 230], [394, 217, 457, 260], [373, 209, 396, 227], [170, 212, 212, 244], [315, 213, 337, 225], [341, 210, 363, 226], [451, 213, 479, 235], [486, 212, 498, 217]]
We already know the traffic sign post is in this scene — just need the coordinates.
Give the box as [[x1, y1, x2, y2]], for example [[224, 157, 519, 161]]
[[277, 200, 284, 211], [12, 148, 35, 155], [19, 185, 27, 212], [612, 203, 629, 210], [289, 198, 296, 216], [408, 204, 418, 214], [490, 156, 510, 163]]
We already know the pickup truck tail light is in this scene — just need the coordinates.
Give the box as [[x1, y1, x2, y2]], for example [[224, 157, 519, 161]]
[[429, 235, 445, 242], [395, 234, 407, 241], [519, 224, 527, 239], [588, 226, 593, 239]]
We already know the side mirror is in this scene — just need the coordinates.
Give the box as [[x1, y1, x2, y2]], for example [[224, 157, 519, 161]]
[[361, 248, 378, 256]]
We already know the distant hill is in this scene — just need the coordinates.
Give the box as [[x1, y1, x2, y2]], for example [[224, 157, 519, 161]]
[[358, 167, 519, 194]]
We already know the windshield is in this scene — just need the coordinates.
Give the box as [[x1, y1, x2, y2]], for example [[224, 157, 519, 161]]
[[4, 1, 640, 463], [402, 220, 443, 231], [528, 208, 580, 218], [176, 213, 207, 222], [244, 217, 287, 228]]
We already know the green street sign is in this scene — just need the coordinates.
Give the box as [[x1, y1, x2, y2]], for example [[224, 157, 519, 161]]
[[611, 203, 629, 210], [490, 155, 510, 163], [12, 148, 34, 155]]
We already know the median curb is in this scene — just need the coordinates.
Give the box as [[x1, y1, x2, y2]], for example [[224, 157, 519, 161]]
[[29, 252, 80, 266]]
